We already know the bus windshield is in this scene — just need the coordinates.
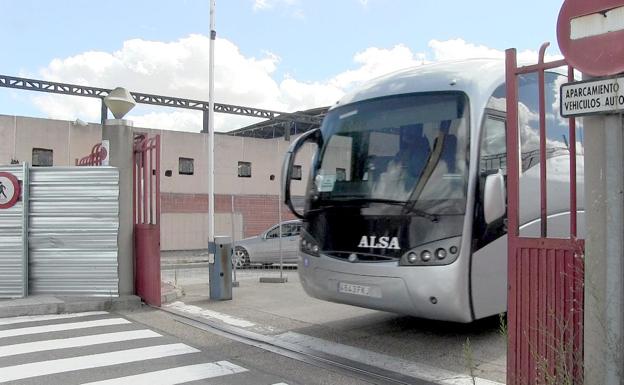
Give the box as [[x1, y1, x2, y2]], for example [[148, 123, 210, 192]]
[[313, 92, 470, 215]]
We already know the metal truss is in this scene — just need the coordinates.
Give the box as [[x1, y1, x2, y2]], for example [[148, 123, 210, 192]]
[[0, 74, 323, 127]]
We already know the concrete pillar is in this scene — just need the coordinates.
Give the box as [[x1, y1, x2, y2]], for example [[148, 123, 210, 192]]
[[584, 114, 624, 385], [102, 119, 134, 296]]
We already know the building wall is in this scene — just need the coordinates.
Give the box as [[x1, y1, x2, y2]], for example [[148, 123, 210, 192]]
[[0, 115, 101, 166], [0, 114, 312, 250]]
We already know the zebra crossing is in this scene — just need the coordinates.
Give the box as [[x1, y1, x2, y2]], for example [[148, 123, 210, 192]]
[[0, 311, 260, 384]]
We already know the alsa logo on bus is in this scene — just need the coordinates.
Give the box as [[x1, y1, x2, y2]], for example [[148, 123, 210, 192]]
[[358, 236, 400, 250]]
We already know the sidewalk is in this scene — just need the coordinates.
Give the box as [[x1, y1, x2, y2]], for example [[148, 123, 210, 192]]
[[0, 294, 142, 318], [0, 248, 212, 319], [162, 273, 507, 385]]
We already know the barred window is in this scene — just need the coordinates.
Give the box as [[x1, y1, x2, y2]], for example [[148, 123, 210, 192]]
[[238, 161, 252, 177], [178, 157, 194, 175], [32, 148, 53, 167]]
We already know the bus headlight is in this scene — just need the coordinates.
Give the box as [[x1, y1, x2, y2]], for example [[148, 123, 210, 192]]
[[300, 232, 321, 257], [399, 236, 461, 266]]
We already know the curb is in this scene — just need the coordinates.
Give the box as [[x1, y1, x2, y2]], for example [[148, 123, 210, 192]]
[[0, 295, 142, 318]]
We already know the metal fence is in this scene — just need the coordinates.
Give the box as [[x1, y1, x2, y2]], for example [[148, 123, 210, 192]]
[[28, 167, 120, 296], [0, 165, 27, 298], [0, 165, 120, 298], [160, 131, 311, 289]]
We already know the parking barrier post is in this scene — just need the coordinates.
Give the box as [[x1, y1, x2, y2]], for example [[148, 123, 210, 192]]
[[209, 236, 233, 300]]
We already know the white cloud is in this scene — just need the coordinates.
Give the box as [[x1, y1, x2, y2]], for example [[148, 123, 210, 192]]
[[29, 35, 561, 133], [429, 38, 562, 64], [429, 39, 502, 61], [253, 0, 271, 10], [129, 110, 264, 133], [252, 0, 302, 17], [30, 34, 284, 132], [330, 44, 425, 90]]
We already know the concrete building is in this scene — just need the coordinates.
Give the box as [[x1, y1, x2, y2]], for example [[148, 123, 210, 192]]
[[0, 114, 316, 250]]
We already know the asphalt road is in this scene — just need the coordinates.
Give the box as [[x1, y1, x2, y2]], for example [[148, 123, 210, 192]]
[[0, 310, 369, 385], [160, 263, 507, 384]]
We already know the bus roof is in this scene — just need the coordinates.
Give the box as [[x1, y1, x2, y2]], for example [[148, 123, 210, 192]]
[[333, 59, 506, 109]]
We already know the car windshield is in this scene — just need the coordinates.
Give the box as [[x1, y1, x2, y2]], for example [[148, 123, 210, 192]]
[[312, 92, 470, 215], [265, 222, 301, 238]]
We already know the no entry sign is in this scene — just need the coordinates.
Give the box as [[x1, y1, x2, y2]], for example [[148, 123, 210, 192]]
[[0, 172, 20, 209], [557, 0, 624, 76]]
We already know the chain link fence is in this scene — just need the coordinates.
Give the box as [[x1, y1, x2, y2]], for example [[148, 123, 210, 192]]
[[160, 128, 312, 291]]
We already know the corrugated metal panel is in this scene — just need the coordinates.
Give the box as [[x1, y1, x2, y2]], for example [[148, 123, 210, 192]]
[[0, 165, 26, 298], [29, 167, 119, 296]]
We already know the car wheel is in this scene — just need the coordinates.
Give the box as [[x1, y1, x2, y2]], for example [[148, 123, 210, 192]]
[[233, 247, 250, 268]]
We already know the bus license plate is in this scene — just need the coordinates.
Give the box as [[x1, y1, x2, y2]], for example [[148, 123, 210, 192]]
[[338, 282, 371, 296]]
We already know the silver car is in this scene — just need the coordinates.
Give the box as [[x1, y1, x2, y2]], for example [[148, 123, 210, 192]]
[[233, 220, 302, 267]]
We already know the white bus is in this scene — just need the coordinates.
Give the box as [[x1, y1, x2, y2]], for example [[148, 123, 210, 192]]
[[282, 59, 584, 323]]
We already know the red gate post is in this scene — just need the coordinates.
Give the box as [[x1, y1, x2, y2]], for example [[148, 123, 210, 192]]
[[133, 134, 161, 307], [505, 45, 584, 385]]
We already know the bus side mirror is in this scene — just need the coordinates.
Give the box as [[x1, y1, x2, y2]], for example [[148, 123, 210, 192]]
[[282, 128, 321, 219], [484, 171, 506, 225]]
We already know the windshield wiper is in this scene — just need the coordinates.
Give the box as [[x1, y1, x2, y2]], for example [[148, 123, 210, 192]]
[[405, 208, 440, 222], [326, 197, 406, 206], [308, 196, 440, 223]]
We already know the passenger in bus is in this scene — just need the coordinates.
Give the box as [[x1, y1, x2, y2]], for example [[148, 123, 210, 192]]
[[439, 120, 457, 174]]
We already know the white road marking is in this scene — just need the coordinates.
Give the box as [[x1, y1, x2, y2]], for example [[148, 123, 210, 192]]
[[0, 330, 162, 358], [0, 343, 199, 383], [164, 301, 255, 328], [275, 332, 505, 385], [81, 361, 248, 385], [0, 311, 109, 326], [0, 318, 131, 339]]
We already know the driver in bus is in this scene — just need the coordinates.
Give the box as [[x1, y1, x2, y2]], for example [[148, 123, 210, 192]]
[[373, 124, 430, 200]]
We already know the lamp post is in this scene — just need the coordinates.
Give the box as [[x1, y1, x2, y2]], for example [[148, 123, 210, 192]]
[[102, 86, 136, 296], [103, 87, 136, 121], [208, 0, 216, 256]]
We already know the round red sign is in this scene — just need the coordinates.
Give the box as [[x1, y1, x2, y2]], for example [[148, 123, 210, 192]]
[[557, 0, 624, 76], [0, 172, 21, 209]]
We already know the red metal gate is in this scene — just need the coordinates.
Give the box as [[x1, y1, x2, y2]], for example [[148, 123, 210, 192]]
[[133, 133, 161, 307], [505, 44, 584, 384]]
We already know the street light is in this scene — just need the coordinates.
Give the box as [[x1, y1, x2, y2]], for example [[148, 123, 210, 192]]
[[208, 0, 216, 256], [104, 87, 136, 119]]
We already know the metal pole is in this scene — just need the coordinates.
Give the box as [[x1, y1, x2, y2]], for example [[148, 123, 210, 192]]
[[278, 173, 283, 280], [604, 114, 624, 385], [21, 162, 30, 297], [208, 0, 216, 255], [231, 195, 236, 282]]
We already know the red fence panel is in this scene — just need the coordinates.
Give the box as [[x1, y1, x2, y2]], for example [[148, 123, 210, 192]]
[[505, 44, 584, 385]]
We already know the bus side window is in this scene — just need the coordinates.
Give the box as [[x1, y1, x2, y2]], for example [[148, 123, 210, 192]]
[[474, 114, 507, 251], [479, 116, 507, 175]]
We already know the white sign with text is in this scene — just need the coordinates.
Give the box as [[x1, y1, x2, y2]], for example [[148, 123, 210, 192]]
[[561, 76, 624, 117]]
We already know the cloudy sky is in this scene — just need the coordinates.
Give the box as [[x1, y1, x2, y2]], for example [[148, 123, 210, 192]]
[[0, 0, 565, 132]]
